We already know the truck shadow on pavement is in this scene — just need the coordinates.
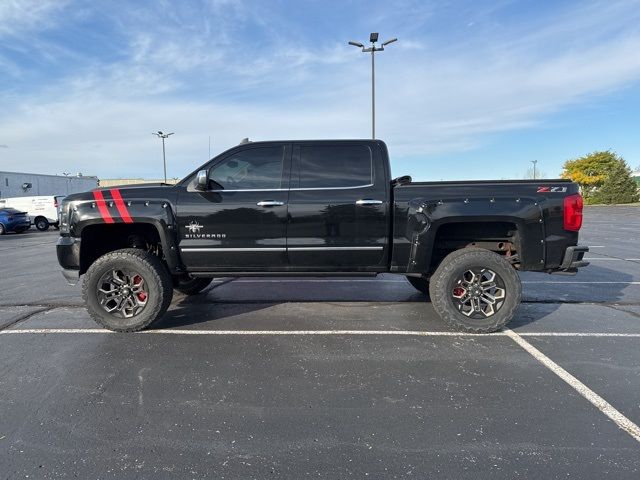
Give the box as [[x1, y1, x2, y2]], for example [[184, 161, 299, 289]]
[[151, 264, 635, 330]]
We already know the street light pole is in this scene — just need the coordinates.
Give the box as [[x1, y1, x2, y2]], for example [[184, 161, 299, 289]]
[[349, 33, 397, 139], [152, 131, 174, 183], [371, 47, 375, 139], [531, 160, 538, 180]]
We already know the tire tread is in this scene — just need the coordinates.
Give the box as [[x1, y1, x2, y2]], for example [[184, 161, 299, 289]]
[[82, 248, 173, 332], [429, 248, 521, 333]]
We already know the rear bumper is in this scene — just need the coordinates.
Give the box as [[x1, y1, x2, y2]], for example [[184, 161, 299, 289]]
[[552, 245, 589, 275], [56, 236, 81, 285], [8, 220, 31, 231]]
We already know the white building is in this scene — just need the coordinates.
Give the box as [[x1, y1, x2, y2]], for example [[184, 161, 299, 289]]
[[0, 171, 98, 199]]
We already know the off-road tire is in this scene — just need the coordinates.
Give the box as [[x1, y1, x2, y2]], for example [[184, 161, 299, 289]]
[[429, 247, 521, 333], [35, 217, 49, 231], [406, 276, 429, 296], [83, 248, 173, 332], [174, 276, 213, 295]]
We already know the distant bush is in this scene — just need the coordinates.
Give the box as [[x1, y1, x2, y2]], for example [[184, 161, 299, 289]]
[[589, 160, 639, 205]]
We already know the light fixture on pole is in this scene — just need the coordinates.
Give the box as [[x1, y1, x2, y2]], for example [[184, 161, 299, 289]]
[[349, 33, 397, 139], [152, 131, 174, 183]]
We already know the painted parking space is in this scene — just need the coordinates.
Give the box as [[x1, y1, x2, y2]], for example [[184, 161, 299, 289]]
[[1, 330, 640, 478]]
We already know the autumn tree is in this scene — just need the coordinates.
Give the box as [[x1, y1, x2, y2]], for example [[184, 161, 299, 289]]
[[561, 151, 637, 204]]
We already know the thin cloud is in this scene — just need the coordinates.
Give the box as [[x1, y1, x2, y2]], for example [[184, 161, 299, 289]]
[[0, 0, 68, 37], [0, 0, 639, 179]]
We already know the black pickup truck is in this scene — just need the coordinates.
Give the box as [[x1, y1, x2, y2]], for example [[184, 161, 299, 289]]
[[57, 139, 588, 333]]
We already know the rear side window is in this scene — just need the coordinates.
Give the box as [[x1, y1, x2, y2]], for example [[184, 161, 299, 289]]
[[210, 146, 284, 190], [299, 145, 372, 188]]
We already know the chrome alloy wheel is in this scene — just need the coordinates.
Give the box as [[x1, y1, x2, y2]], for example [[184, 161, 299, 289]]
[[96, 269, 148, 318], [451, 268, 506, 318]]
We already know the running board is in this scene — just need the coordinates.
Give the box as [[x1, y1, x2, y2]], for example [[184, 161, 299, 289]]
[[189, 272, 380, 278]]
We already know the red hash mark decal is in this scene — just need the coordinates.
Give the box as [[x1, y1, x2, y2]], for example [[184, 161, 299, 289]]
[[110, 189, 134, 223], [93, 190, 115, 224]]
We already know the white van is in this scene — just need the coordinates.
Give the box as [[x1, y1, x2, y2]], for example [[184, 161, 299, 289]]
[[0, 195, 65, 231]]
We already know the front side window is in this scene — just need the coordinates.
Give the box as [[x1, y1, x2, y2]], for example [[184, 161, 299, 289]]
[[299, 145, 373, 189], [209, 146, 284, 190]]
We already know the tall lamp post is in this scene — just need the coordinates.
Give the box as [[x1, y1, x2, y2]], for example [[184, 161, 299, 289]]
[[531, 160, 538, 180], [152, 131, 174, 183], [349, 33, 397, 139]]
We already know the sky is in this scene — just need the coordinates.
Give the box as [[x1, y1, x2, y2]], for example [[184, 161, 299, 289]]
[[0, 0, 639, 181]]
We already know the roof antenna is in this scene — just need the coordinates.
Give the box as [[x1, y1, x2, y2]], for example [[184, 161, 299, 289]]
[[239, 137, 250, 145]]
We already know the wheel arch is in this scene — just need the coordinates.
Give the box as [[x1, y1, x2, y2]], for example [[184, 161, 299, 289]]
[[409, 216, 529, 275], [78, 220, 181, 275]]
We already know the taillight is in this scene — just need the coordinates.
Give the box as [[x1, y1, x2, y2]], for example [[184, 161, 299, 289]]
[[564, 194, 583, 231], [54, 198, 58, 207]]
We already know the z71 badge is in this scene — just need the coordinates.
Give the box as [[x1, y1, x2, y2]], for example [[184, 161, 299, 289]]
[[537, 186, 567, 193]]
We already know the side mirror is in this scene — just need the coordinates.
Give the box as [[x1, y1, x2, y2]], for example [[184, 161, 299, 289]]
[[196, 170, 208, 190]]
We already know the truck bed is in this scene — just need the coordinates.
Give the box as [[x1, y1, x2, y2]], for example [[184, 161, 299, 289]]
[[391, 178, 580, 273]]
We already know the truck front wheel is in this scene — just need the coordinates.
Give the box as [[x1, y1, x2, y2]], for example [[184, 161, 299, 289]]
[[83, 249, 173, 332], [429, 248, 521, 333]]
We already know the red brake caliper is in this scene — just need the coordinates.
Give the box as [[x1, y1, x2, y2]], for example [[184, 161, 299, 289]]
[[452, 287, 465, 297], [133, 275, 147, 302]]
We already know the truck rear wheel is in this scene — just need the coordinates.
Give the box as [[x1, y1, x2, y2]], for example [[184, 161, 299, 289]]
[[174, 276, 213, 295], [83, 248, 173, 332], [35, 217, 49, 231], [429, 248, 521, 333], [406, 276, 429, 295]]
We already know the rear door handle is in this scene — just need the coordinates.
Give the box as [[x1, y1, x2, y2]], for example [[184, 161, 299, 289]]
[[257, 200, 285, 207], [355, 199, 383, 205]]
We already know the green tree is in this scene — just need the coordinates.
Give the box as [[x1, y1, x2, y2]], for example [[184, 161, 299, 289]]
[[561, 151, 637, 204], [590, 160, 639, 204]]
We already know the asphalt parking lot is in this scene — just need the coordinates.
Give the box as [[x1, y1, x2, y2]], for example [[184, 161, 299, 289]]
[[1, 205, 639, 479]]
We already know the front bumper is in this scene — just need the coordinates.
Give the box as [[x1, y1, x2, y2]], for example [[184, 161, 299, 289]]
[[56, 236, 81, 285], [553, 245, 589, 275]]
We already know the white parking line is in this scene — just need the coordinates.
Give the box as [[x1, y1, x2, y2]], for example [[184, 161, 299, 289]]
[[521, 281, 640, 284], [229, 279, 640, 285], [516, 332, 640, 337], [2, 329, 640, 337], [505, 329, 640, 443], [585, 258, 640, 261]]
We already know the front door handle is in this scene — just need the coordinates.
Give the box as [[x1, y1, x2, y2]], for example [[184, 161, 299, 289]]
[[257, 200, 285, 207], [355, 199, 383, 205]]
